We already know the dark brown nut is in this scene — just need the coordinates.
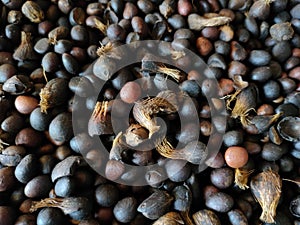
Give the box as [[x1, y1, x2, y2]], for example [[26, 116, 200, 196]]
[[58, 0, 73, 14], [21, 1, 44, 23], [113, 197, 137, 223], [248, 50, 271, 66], [51, 156, 83, 182], [106, 24, 126, 41], [138, 190, 174, 220], [48, 26, 69, 45], [0, 52, 14, 65], [105, 159, 125, 181], [14, 154, 39, 184], [34, 38, 51, 54], [250, 66, 272, 83], [0, 206, 16, 225], [206, 152, 225, 168], [177, 0, 192, 16], [48, 112, 73, 145], [69, 7, 86, 25], [1, 113, 25, 134], [0, 64, 16, 83], [15, 127, 43, 148], [205, 192, 234, 213], [62, 53, 79, 75], [41, 52, 60, 72], [207, 53, 226, 69], [257, 104, 274, 116], [0, 167, 16, 192], [137, 0, 154, 14], [38, 20, 54, 36], [123, 2, 138, 19], [14, 214, 36, 225], [210, 167, 234, 189], [24, 175, 52, 198], [272, 41, 292, 63], [86, 3, 104, 16], [230, 41, 247, 61], [165, 159, 191, 182], [290, 4, 300, 19], [289, 66, 300, 81], [39, 78, 71, 113], [228, 209, 248, 225], [131, 16, 148, 38], [196, 37, 213, 56], [95, 184, 119, 207], [228, 61, 247, 78], [285, 56, 300, 71], [249, 0, 270, 20], [201, 27, 220, 40]]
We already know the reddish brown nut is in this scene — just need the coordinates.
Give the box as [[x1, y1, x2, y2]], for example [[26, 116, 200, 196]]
[[225, 146, 248, 168], [15, 96, 38, 114], [196, 37, 213, 56]]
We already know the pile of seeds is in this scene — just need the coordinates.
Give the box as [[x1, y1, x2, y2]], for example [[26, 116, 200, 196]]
[[0, 0, 300, 224]]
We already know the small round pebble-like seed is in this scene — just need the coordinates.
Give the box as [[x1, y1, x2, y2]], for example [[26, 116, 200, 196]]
[[224, 146, 248, 168], [120, 81, 141, 104], [15, 96, 38, 114]]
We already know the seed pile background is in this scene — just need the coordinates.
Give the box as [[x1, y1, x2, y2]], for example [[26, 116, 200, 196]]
[[0, 0, 300, 225]]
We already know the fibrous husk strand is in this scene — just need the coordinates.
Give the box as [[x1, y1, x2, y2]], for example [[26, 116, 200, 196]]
[[48, 26, 69, 45], [226, 84, 258, 126], [250, 170, 282, 223], [13, 31, 37, 61], [93, 17, 107, 34], [232, 75, 248, 90], [157, 65, 183, 82], [171, 50, 186, 60], [141, 60, 183, 82], [29, 197, 90, 219], [193, 209, 221, 225], [188, 13, 232, 31], [133, 90, 178, 138], [235, 168, 254, 190], [156, 138, 176, 159], [96, 42, 122, 60], [39, 86, 51, 113], [124, 124, 149, 147], [180, 211, 194, 225], [96, 42, 113, 57], [39, 78, 70, 113], [153, 212, 184, 225], [156, 138, 206, 164], [92, 101, 109, 122], [88, 101, 113, 136], [133, 100, 160, 139], [0, 139, 9, 152]]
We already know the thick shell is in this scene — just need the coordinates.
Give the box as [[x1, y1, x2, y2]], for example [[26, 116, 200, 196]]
[[277, 116, 300, 142]]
